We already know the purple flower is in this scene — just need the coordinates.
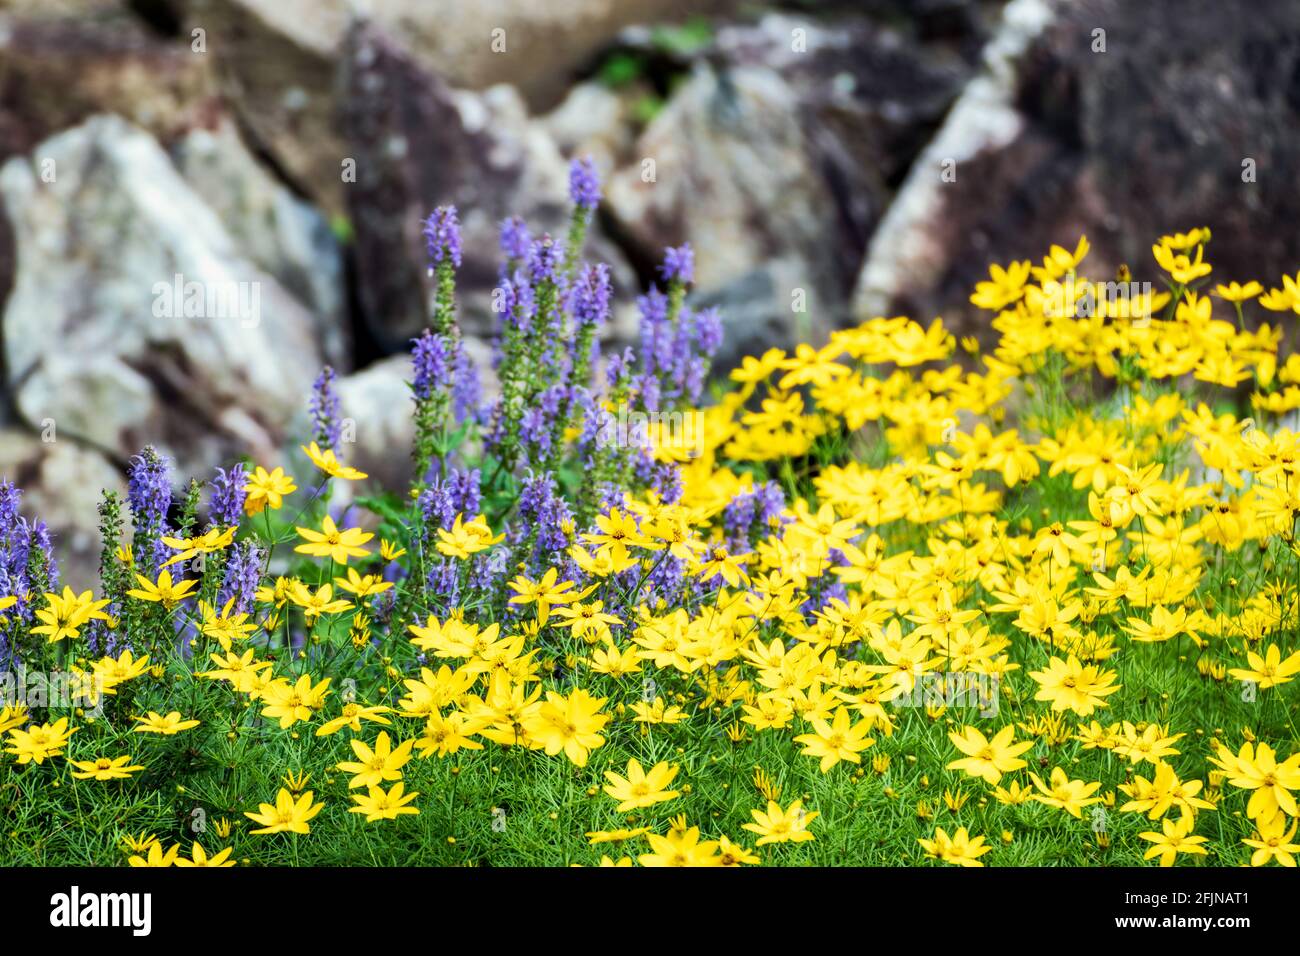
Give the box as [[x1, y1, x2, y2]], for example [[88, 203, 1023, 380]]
[[426, 560, 461, 607], [568, 156, 602, 211], [448, 469, 481, 518], [637, 287, 672, 378], [208, 463, 247, 529], [411, 329, 452, 401], [659, 244, 695, 285], [452, 344, 480, 424], [515, 471, 572, 569], [309, 366, 344, 450], [128, 446, 172, 570], [423, 206, 463, 268], [418, 480, 455, 532], [573, 263, 612, 334], [219, 541, 262, 614], [527, 236, 563, 285], [0, 480, 21, 540], [499, 216, 532, 262]]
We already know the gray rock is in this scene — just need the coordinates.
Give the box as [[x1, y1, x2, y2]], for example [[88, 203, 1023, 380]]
[[0, 3, 218, 163], [0, 114, 335, 478], [173, 116, 348, 365], [604, 12, 969, 362], [853, 0, 1300, 334]]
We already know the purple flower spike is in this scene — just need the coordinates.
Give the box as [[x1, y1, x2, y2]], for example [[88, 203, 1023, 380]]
[[568, 156, 602, 211], [499, 215, 532, 261], [660, 244, 695, 285], [423, 206, 463, 269]]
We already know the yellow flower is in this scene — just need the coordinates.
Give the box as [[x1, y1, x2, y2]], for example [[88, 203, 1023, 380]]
[[244, 465, 297, 515], [521, 689, 609, 767], [287, 581, 353, 622], [638, 826, 721, 867], [160, 525, 237, 568], [302, 441, 368, 481], [1152, 240, 1212, 283], [244, 788, 324, 835], [126, 569, 198, 609], [294, 514, 374, 564], [174, 843, 236, 867], [348, 783, 420, 822], [436, 513, 505, 559], [1228, 644, 1300, 690], [507, 567, 585, 626], [742, 799, 818, 846], [336, 731, 414, 788], [1214, 281, 1262, 303], [333, 567, 394, 598], [6, 717, 77, 764], [793, 706, 875, 772], [1139, 814, 1209, 867], [132, 711, 200, 735], [918, 826, 992, 867], [31, 587, 111, 644], [260, 675, 332, 729], [1028, 767, 1102, 818], [128, 843, 180, 867], [946, 725, 1034, 785], [1243, 814, 1300, 867], [602, 758, 680, 812], [69, 755, 145, 781]]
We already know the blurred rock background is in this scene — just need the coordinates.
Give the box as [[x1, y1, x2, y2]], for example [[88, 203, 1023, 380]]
[[2, 0, 1299, 583]]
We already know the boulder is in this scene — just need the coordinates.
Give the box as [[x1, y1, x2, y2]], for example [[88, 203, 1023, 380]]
[[0, 114, 337, 479], [852, 0, 1300, 334], [605, 12, 969, 366], [173, 115, 348, 362], [0, 2, 218, 163]]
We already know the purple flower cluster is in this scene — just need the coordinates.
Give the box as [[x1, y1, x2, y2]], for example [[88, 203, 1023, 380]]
[[452, 345, 481, 425], [572, 263, 611, 345], [128, 447, 172, 571], [309, 366, 344, 450], [634, 249, 723, 409], [219, 540, 262, 613], [499, 216, 532, 263], [659, 244, 695, 285], [411, 329, 452, 402], [527, 236, 564, 286], [513, 471, 573, 572], [724, 481, 787, 551], [0, 481, 61, 645], [423, 206, 462, 268], [568, 156, 602, 211], [209, 463, 247, 529]]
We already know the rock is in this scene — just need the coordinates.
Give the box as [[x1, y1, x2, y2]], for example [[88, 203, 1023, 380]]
[[605, 13, 969, 364], [852, 0, 1300, 333], [0, 428, 125, 589], [173, 115, 348, 363], [175, 0, 344, 212], [338, 21, 638, 351], [0, 3, 219, 163], [333, 355, 415, 492], [539, 82, 638, 174], [0, 114, 337, 478], [175, 0, 738, 214]]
